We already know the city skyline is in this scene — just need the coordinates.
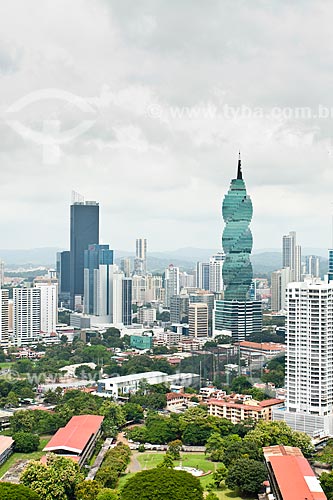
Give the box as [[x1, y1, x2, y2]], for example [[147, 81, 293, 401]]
[[1, 1, 333, 251]]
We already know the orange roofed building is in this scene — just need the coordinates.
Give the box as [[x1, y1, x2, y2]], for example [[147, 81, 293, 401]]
[[208, 396, 283, 424], [43, 414, 104, 466], [263, 445, 327, 500]]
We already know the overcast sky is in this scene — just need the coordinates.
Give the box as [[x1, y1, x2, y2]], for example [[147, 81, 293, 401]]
[[0, 0, 333, 252]]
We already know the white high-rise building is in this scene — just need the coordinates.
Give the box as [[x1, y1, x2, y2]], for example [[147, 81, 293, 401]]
[[92, 264, 129, 325], [120, 257, 132, 278], [0, 289, 9, 348], [13, 288, 41, 346], [179, 271, 195, 289], [164, 265, 180, 307], [271, 267, 291, 312], [306, 255, 320, 278], [209, 253, 225, 293], [273, 278, 333, 436], [0, 261, 4, 287], [282, 231, 301, 282], [34, 282, 58, 335], [134, 238, 147, 275], [146, 275, 163, 302], [196, 262, 210, 290], [189, 303, 208, 337]]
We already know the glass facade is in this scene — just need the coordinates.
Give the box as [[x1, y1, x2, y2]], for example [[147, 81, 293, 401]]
[[222, 160, 253, 301], [70, 202, 99, 308], [83, 244, 114, 315], [329, 249, 333, 282]]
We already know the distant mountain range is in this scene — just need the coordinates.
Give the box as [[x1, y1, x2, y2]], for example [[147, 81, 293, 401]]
[[0, 246, 329, 277]]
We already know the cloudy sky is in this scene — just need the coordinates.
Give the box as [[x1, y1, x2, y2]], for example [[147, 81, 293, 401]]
[[1, 0, 333, 253]]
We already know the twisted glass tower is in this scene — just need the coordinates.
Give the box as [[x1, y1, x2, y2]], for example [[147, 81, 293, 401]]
[[222, 154, 253, 301]]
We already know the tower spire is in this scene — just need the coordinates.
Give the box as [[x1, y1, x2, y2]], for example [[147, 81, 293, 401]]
[[237, 151, 242, 180]]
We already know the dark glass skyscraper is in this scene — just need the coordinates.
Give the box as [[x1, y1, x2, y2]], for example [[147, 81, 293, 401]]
[[122, 278, 133, 326], [222, 154, 253, 300], [70, 201, 99, 308]]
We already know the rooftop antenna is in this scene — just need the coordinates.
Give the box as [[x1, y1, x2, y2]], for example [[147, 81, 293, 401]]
[[237, 151, 243, 180], [71, 191, 85, 204]]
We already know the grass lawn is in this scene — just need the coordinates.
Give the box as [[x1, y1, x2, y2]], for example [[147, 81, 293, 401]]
[[118, 452, 252, 500], [0, 362, 12, 370], [0, 436, 51, 478]]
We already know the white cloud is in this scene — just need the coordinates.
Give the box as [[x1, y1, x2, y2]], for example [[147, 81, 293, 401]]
[[0, 0, 332, 253]]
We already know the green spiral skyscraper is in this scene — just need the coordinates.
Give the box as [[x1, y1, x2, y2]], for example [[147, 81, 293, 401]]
[[214, 154, 262, 342], [222, 153, 253, 301]]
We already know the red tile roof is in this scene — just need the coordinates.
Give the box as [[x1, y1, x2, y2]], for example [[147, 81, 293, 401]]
[[208, 398, 282, 411], [259, 398, 283, 407], [239, 341, 286, 351], [269, 456, 327, 500], [43, 415, 104, 455], [166, 392, 193, 401]]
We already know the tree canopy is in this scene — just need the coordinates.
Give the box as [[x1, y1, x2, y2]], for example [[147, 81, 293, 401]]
[[225, 458, 267, 495], [21, 454, 84, 500], [121, 468, 203, 500], [0, 483, 40, 500]]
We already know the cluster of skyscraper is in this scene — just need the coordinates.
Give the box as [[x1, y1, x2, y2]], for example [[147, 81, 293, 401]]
[[57, 200, 152, 328]]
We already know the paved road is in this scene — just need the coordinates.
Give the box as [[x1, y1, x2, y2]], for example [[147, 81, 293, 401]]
[[117, 432, 141, 473]]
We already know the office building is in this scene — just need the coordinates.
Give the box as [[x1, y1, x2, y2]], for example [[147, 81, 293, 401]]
[[214, 299, 262, 341], [189, 303, 208, 337], [120, 257, 132, 277], [273, 279, 333, 436], [271, 267, 291, 312], [190, 290, 215, 335], [0, 261, 4, 287], [146, 275, 163, 302], [0, 290, 9, 348], [217, 154, 262, 340], [34, 282, 58, 335], [83, 244, 114, 315], [328, 249, 333, 282], [70, 200, 99, 309], [305, 255, 320, 278], [282, 231, 302, 282], [179, 271, 195, 289], [170, 292, 189, 323], [122, 277, 132, 326], [196, 262, 210, 290], [134, 238, 147, 275], [164, 265, 180, 307], [57, 251, 70, 305], [13, 288, 41, 346], [209, 253, 224, 293], [137, 307, 156, 325]]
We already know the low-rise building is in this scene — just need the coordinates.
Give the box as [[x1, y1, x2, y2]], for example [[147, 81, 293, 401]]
[[166, 392, 195, 410], [262, 445, 327, 500], [130, 335, 153, 350], [208, 396, 284, 424], [0, 436, 14, 465], [97, 371, 168, 398], [238, 341, 286, 361], [43, 415, 104, 466]]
